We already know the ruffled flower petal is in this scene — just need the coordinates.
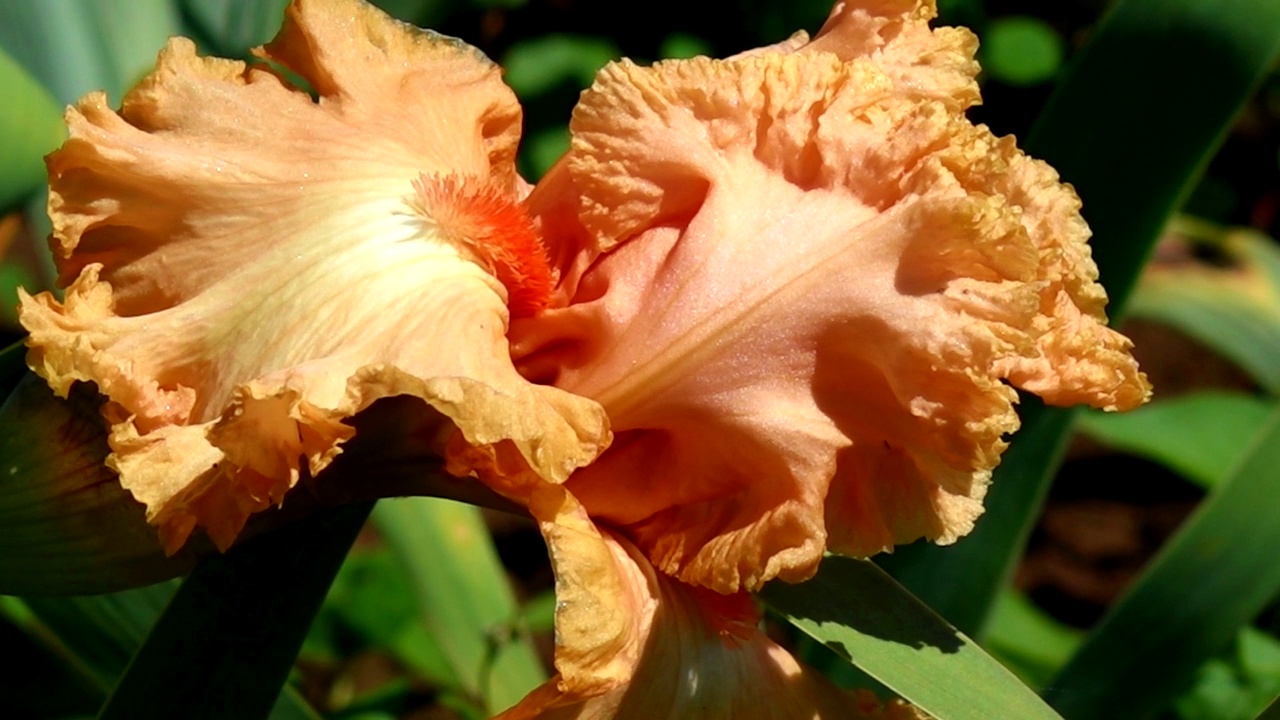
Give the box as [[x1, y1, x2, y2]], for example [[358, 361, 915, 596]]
[[498, 485, 917, 720], [513, 0, 1149, 593], [19, 0, 609, 553], [803, 0, 981, 107]]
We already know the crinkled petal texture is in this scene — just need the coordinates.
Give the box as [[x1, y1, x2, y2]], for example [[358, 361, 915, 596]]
[[497, 486, 920, 720], [513, 0, 1149, 594], [19, 0, 608, 553]]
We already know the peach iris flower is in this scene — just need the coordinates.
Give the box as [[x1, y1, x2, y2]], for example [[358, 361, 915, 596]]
[[18, 0, 1148, 717]]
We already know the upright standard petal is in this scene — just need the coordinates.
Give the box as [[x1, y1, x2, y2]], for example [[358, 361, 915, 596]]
[[19, 0, 608, 553], [514, 0, 1149, 594]]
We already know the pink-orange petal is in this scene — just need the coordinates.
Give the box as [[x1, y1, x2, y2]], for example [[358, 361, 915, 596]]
[[514, 0, 1148, 593]]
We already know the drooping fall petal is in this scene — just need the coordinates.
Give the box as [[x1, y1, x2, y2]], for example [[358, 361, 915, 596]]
[[513, 0, 1149, 594], [497, 485, 920, 720], [19, 0, 609, 553]]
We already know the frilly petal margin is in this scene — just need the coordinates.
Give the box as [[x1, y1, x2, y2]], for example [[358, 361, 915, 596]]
[[497, 485, 922, 720], [513, 0, 1149, 593], [18, 0, 609, 553]]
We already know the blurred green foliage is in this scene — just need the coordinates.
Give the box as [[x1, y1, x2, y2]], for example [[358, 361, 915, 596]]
[[980, 16, 1064, 86]]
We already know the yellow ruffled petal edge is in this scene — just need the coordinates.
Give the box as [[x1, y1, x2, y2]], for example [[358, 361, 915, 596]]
[[515, 0, 1147, 594], [495, 485, 924, 720], [20, 0, 609, 553]]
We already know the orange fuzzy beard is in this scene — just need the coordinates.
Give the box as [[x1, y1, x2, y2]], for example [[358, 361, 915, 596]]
[[413, 173, 553, 317]]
